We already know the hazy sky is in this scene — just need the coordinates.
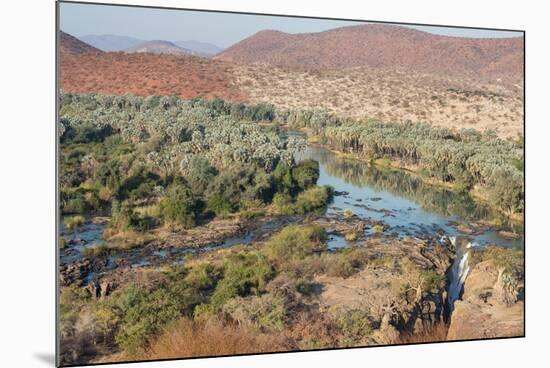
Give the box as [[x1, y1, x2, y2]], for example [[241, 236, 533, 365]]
[[59, 2, 523, 48]]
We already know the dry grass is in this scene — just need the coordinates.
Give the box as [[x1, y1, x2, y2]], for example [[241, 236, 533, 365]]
[[395, 323, 449, 344], [60, 49, 523, 139], [61, 49, 523, 138], [137, 318, 286, 360], [233, 64, 523, 138]]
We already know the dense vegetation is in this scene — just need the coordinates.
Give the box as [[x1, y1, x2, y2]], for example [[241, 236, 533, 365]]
[[59, 224, 445, 363], [59, 92, 524, 364], [275, 110, 524, 216], [59, 93, 330, 235], [60, 92, 523, 217]]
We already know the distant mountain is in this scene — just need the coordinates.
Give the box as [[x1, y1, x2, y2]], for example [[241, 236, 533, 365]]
[[80, 34, 143, 51], [124, 40, 202, 56], [60, 31, 102, 56], [174, 40, 223, 56], [214, 24, 524, 81], [77, 34, 222, 56]]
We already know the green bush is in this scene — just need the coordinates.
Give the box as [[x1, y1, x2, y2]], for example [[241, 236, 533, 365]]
[[291, 159, 320, 191], [64, 215, 85, 230], [159, 184, 198, 228], [372, 224, 384, 234], [329, 305, 373, 346], [273, 162, 294, 194], [110, 200, 158, 232], [64, 197, 87, 214], [327, 256, 355, 278], [187, 156, 218, 195], [272, 192, 294, 214], [115, 287, 181, 353], [205, 171, 242, 215], [222, 294, 287, 331], [210, 252, 273, 308], [293, 186, 332, 214], [82, 243, 110, 257], [185, 263, 223, 291], [421, 270, 446, 292], [266, 225, 327, 262]]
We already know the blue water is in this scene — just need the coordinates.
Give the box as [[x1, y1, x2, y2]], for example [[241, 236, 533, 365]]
[[295, 144, 523, 249]]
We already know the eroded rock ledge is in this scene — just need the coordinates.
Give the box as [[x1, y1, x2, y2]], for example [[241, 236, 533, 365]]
[[447, 259, 524, 340]]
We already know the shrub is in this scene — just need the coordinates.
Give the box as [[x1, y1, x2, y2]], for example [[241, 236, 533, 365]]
[[325, 247, 370, 278], [222, 294, 287, 331], [159, 184, 198, 228], [64, 215, 85, 230], [295, 279, 320, 296], [185, 263, 223, 291], [109, 200, 159, 232], [61, 123, 113, 144], [328, 305, 373, 346], [93, 306, 121, 344], [291, 159, 320, 191], [344, 231, 358, 241], [372, 224, 384, 234], [273, 163, 294, 193], [326, 256, 355, 278], [293, 186, 332, 214], [59, 286, 91, 339], [64, 197, 87, 214], [115, 287, 182, 353], [206, 195, 235, 216], [266, 225, 327, 262], [272, 192, 294, 214], [193, 304, 217, 322], [210, 252, 273, 309], [186, 156, 218, 195], [343, 209, 353, 218], [82, 243, 110, 257], [421, 270, 446, 292], [473, 245, 523, 275]]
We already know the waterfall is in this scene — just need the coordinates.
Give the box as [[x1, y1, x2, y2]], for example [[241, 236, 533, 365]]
[[446, 237, 472, 313]]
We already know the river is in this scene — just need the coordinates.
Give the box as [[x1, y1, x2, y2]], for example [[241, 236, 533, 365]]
[[60, 137, 523, 276], [295, 143, 523, 250]]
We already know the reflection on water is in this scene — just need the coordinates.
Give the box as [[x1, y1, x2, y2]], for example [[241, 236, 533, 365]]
[[60, 137, 523, 282], [295, 144, 523, 248]]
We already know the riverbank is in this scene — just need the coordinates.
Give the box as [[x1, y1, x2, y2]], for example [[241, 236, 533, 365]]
[[292, 126, 523, 227], [61, 213, 524, 366], [60, 217, 456, 365]]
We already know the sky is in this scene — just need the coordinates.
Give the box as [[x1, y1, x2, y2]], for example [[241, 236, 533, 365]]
[[59, 2, 523, 48]]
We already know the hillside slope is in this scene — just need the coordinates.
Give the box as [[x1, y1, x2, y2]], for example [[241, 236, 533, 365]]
[[60, 31, 102, 56], [215, 24, 523, 81], [125, 40, 199, 56]]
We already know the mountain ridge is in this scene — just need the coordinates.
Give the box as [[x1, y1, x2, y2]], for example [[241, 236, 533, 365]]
[[60, 31, 102, 56], [78, 34, 222, 56], [215, 24, 523, 81]]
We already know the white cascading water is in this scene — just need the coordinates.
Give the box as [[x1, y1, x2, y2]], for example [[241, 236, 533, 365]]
[[446, 236, 472, 312]]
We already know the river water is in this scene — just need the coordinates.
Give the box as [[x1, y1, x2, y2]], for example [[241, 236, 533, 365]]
[[60, 138, 523, 271], [295, 144, 523, 250]]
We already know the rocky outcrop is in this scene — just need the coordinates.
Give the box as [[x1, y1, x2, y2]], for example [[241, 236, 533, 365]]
[[447, 260, 524, 340], [315, 236, 453, 344]]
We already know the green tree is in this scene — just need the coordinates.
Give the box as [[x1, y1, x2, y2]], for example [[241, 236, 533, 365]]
[[159, 184, 198, 228]]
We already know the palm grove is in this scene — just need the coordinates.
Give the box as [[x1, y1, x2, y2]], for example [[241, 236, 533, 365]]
[[59, 92, 523, 363]]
